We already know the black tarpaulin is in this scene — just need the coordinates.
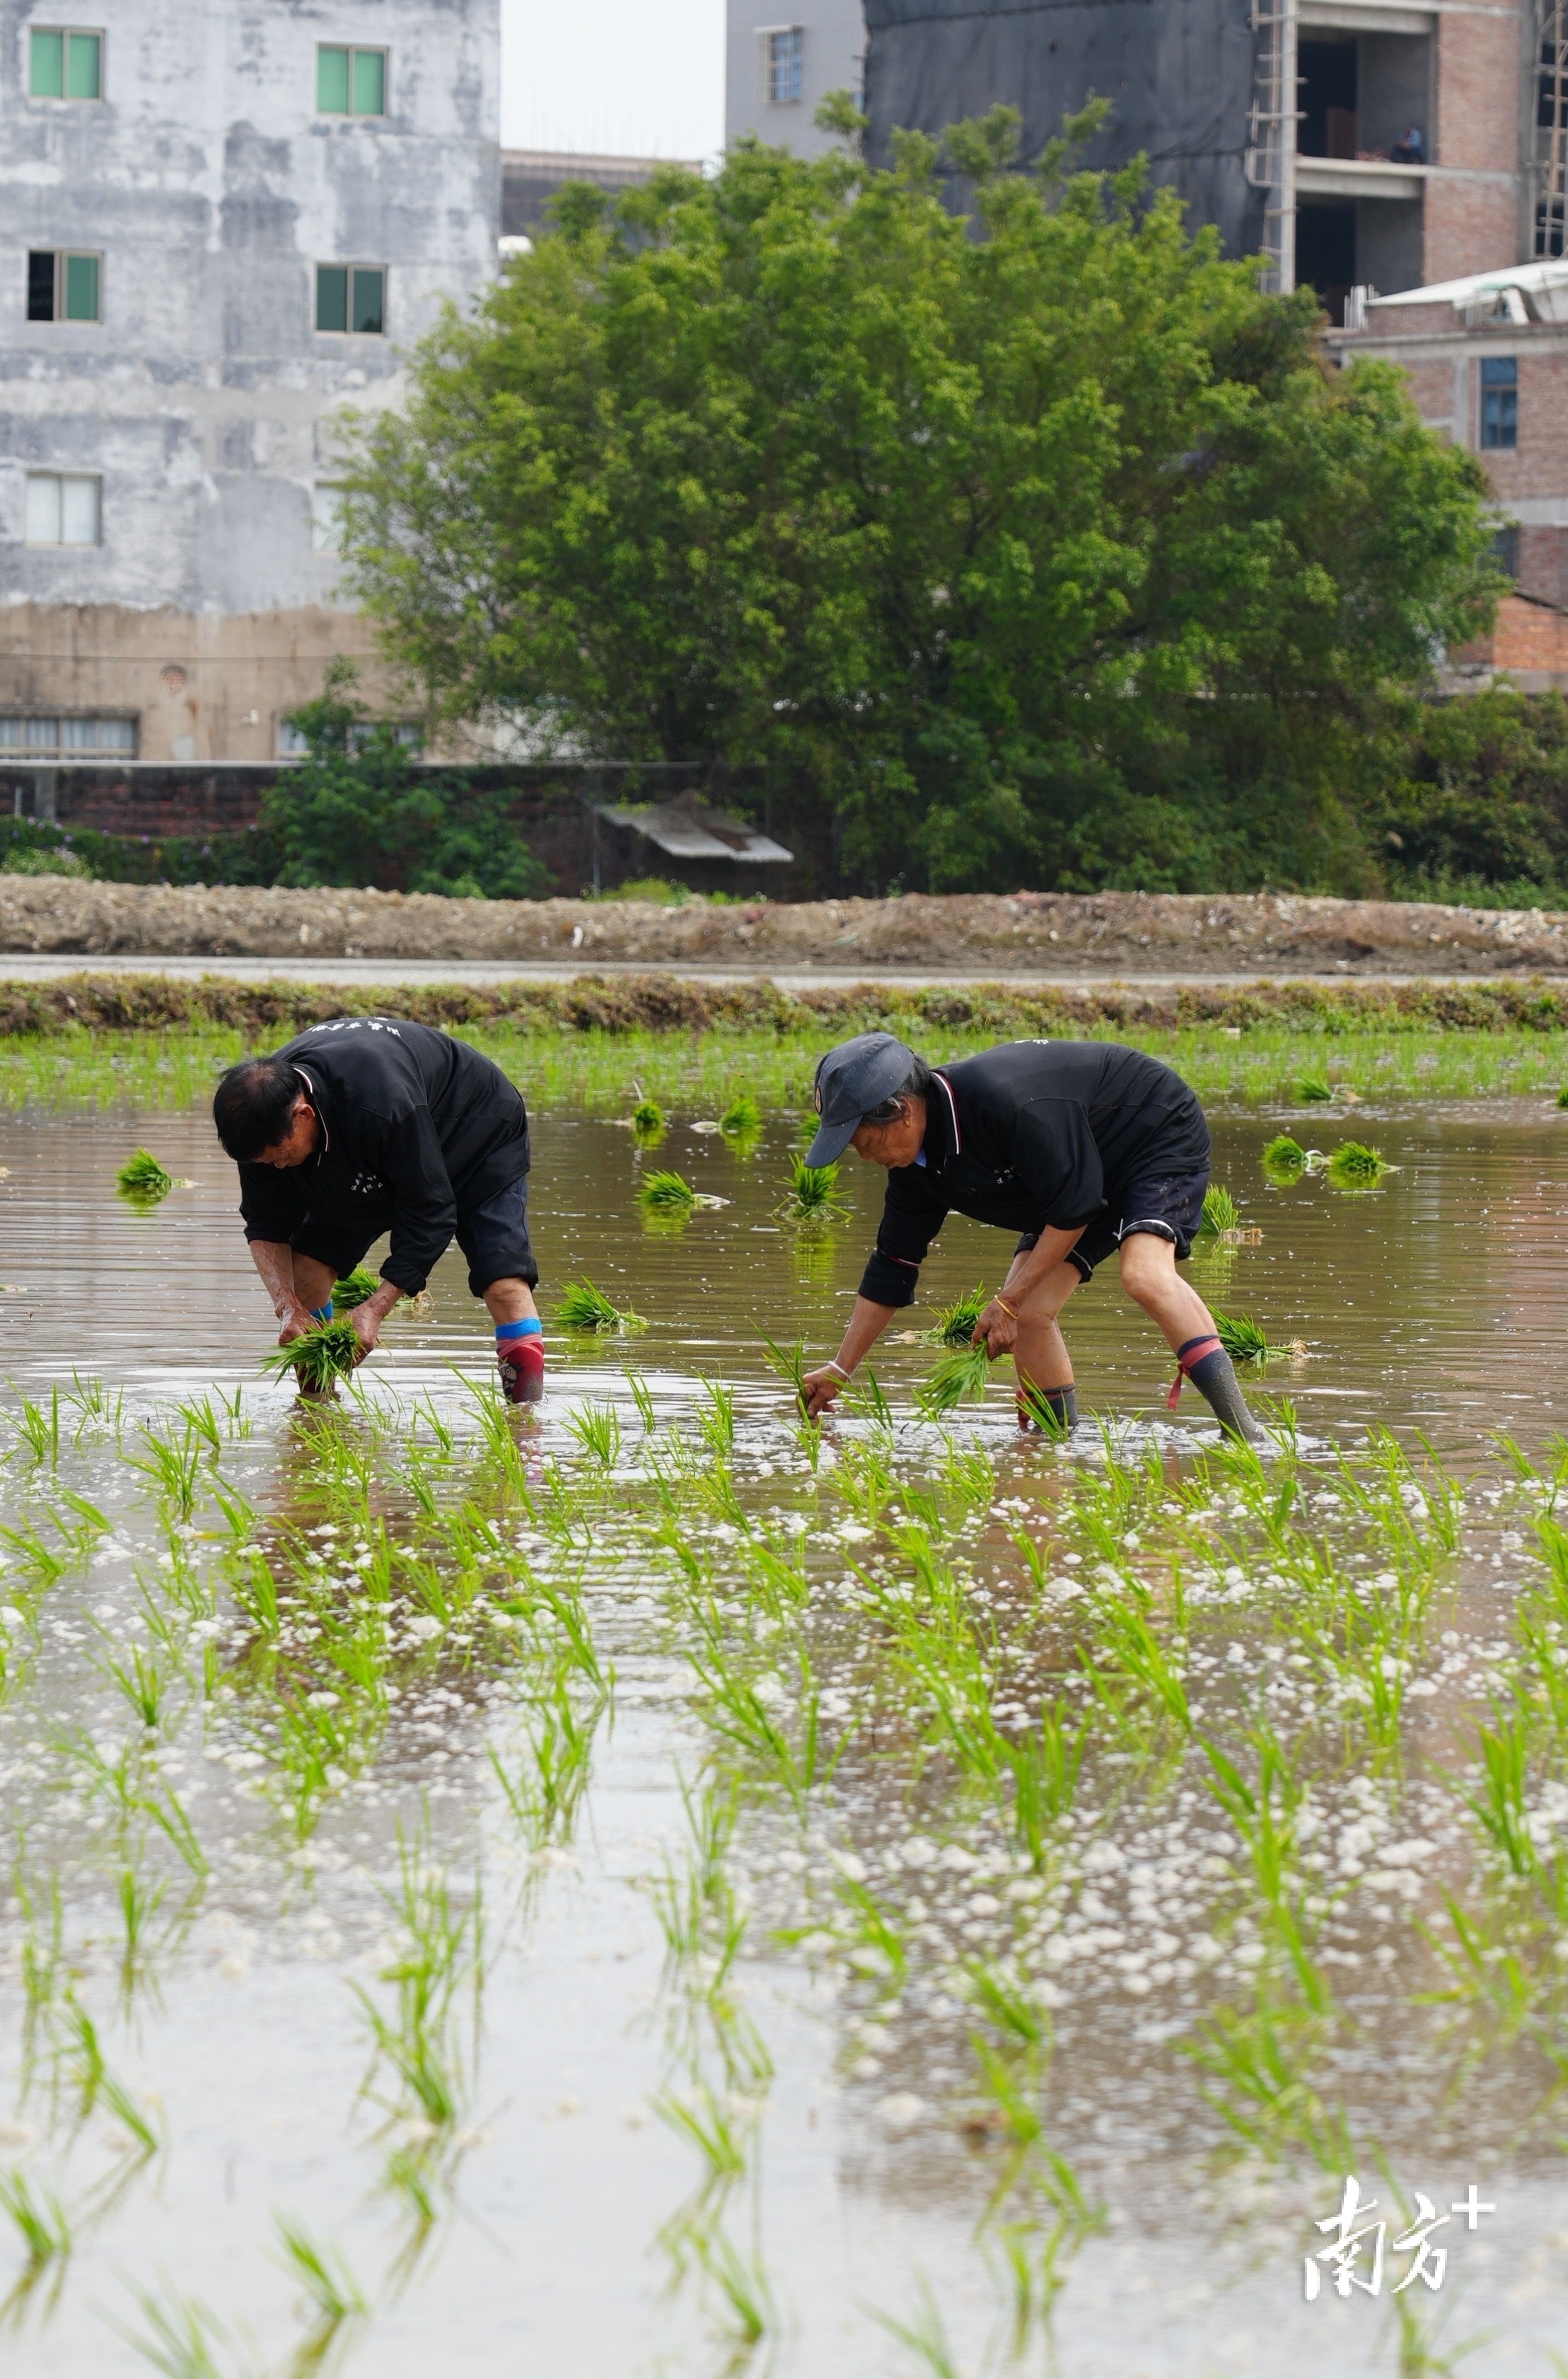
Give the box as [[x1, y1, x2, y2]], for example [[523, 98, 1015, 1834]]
[[863, 0, 1266, 262]]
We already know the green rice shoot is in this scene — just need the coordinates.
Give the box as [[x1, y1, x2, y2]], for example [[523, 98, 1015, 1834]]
[[719, 1093, 762, 1136], [916, 1342, 992, 1417], [1262, 1133, 1306, 1173], [1214, 1311, 1274, 1365], [260, 1320, 361, 1392], [637, 1168, 696, 1214], [330, 1265, 381, 1310], [1327, 1139, 1388, 1187], [1555, 1086, 1568, 1110], [116, 1149, 173, 1201], [555, 1279, 646, 1332], [930, 1284, 987, 1346], [1199, 1184, 1241, 1236], [1296, 1076, 1335, 1105], [631, 1099, 667, 1141], [779, 1152, 843, 1223]]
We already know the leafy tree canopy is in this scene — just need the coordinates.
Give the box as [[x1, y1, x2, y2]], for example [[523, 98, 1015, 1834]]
[[338, 104, 1499, 894]]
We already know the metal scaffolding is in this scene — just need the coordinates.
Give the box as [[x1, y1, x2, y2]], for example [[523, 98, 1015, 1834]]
[[1246, 0, 1299, 291], [1538, 0, 1568, 257]]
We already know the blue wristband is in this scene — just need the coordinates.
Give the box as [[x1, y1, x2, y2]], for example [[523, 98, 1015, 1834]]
[[310, 1304, 333, 1325], [496, 1318, 542, 1342]]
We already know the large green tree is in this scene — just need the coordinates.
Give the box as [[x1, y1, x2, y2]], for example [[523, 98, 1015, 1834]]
[[340, 103, 1499, 893]]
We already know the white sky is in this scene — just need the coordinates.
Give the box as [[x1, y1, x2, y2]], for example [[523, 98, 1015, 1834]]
[[501, 0, 727, 162]]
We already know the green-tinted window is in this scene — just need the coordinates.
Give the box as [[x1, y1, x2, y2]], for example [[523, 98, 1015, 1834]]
[[351, 267, 384, 335], [64, 252, 98, 321], [316, 45, 350, 112], [28, 29, 64, 96], [65, 30, 100, 97], [352, 48, 385, 115], [315, 264, 348, 334]]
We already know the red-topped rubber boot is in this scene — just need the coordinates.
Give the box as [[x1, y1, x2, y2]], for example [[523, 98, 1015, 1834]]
[[496, 1320, 545, 1405]]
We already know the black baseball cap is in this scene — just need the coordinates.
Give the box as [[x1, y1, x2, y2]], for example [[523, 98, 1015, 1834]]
[[805, 1031, 917, 1167]]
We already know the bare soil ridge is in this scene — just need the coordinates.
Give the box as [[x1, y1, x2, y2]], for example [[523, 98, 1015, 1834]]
[[2, 881, 1567, 975]]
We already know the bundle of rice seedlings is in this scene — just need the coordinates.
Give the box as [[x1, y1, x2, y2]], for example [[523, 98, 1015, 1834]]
[[1262, 1133, 1306, 1175], [779, 1152, 844, 1222], [116, 1149, 173, 1202], [261, 1319, 360, 1392], [916, 1342, 991, 1417], [1295, 1076, 1334, 1105], [556, 1278, 646, 1332], [1214, 1311, 1274, 1364], [630, 1099, 667, 1141], [330, 1265, 381, 1310], [1198, 1184, 1241, 1236], [638, 1168, 696, 1214], [930, 1284, 987, 1345], [719, 1092, 762, 1136], [1327, 1140, 1388, 1187], [1556, 1086, 1568, 1110]]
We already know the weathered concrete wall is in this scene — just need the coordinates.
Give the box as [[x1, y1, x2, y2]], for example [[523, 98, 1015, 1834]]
[[0, 0, 499, 756], [725, 0, 864, 157]]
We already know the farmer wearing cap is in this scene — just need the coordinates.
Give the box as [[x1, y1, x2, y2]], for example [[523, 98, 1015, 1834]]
[[798, 1033, 1262, 1443], [211, 1016, 545, 1404]]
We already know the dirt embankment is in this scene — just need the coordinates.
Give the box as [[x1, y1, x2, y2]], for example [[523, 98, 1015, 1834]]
[[3, 880, 1568, 975]]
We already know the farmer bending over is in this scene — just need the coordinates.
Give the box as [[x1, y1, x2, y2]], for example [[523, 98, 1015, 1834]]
[[212, 1017, 544, 1404], [798, 1033, 1262, 1443]]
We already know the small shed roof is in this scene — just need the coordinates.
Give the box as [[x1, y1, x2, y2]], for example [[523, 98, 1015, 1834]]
[[596, 800, 792, 865]]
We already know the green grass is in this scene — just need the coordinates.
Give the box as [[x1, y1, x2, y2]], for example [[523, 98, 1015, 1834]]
[[330, 1265, 381, 1310], [260, 1320, 361, 1391], [637, 1168, 696, 1214], [116, 1148, 173, 1200], [555, 1278, 646, 1332]]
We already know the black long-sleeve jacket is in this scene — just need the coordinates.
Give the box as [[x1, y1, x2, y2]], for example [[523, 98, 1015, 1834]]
[[236, 1018, 529, 1294], [859, 1041, 1209, 1307]]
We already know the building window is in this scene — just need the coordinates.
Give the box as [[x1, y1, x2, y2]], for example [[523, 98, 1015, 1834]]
[[316, 45, 387, 116], [1481, 356, 1518, 450], [315, 264, 385, 335], [1491, 523, 1521, 580], [279, 715, 418, 757], [28, 27, 102, 100], [311, 484, 344, 553], [23, 472, 100, 545], [761, 25, 803, 105], [0, 715, 134, 757], [27, 250, 100, 324]]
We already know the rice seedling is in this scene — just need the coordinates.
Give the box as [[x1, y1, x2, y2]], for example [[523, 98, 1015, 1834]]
[[109, 2280, 231, 2379], [261, 1320, 361, 1392], [929, 1284, 987, 1346], [690, 2221, 777, 2346], [115, 1148, 173, 1202], [777, 1150, 843, 1223], [6, 1390, 59, 1466], [1327, 1139, 1389, 1187], [0, 2165, 71, 2276], [638, 1168, 697, 1215], [631, 1097, 667, 1141], [1198, 1184, 1241, 1236], [128, 1424, 202, 1519], [272, 2213, 366, 2336], [867, 2279, 962, 2379], [626, 1369, 656, 1431], [917, 1343, 992, 1417], [567, 1402, 621, 1469], [1262, 1133, 1306, 1175], [1214, 1312, 1276, 1366], [330, 1264, 381, 1310], [1558, 1085, 1568, 1110], [719, 1091, 762, 1136], [1295, 1076, 1334, 1104], [555, 1278, 645, 1332], [652, 2081, 750, 2187]]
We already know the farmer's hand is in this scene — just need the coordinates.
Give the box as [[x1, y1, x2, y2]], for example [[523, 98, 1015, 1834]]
[[276, 1303, 317, 1347], [348, 1302, 381, 1366], [973, 1299, 1017, 1360], [801, 1365, 847, 1421]]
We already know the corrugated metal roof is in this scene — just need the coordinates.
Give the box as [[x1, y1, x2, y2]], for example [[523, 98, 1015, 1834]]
[[596, 801, 793, 864]]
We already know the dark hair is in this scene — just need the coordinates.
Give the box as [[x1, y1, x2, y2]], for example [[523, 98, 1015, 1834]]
[[862, 1057, 934, 1126], [212, 1054, 309, 1161]]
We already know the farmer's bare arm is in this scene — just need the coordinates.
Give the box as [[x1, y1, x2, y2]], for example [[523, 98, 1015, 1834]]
[[802, 1296, 900, 1419], [975, 1226, 1087, 1356], [248, 1240, 325, 1344]]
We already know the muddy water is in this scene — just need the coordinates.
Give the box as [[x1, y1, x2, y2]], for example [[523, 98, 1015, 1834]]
[[0, 1093, 1564, 2377]]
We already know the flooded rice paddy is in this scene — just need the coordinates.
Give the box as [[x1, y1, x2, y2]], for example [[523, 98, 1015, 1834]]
[[1, 1087, 1568, 2374]]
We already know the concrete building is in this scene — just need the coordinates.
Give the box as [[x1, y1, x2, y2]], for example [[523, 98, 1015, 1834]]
[[501, 149, 704, 243], [0, 1, 499, 768], [726, 0, 864, 157]]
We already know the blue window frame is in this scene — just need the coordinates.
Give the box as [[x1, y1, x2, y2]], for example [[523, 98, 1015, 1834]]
[[1481, 356, 1518, 450]]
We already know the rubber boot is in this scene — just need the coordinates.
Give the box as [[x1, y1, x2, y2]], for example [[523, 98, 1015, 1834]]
[[496, 1323, 545, 1405], [1178, 1344, 1265, 1445]]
